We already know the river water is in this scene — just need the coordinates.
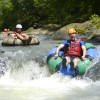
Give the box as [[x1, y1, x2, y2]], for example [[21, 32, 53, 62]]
[[0, 35, 100, 100]]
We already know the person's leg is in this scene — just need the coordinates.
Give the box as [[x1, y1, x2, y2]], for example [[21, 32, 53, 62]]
[[62, 56, 71, 69], [73, 58, 80, 68], [28, 36, 32, 43], [73, 58, 80, 75], [70, 56, 80, 72]]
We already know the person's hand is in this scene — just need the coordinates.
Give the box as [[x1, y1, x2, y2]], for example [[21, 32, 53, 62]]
[[81, 56, 85, 61], [14, 37, 17, 38], [54, 54, 58, 59]]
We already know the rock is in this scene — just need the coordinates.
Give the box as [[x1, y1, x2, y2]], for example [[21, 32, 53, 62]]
[[60, 20, 92, 30], [22, 20, 100, 41], [43, 24, 61, 31], [52, 30, 68, 40], [25, 28, 55, 35], [88, 27, 100, 40], [93, 28, 100, 36], [30, 28, 48, 35], [85, 26, 97, 39], [23, 27, 34, 33], [52, 20, 92, 40], [53, 20, 100, 40]]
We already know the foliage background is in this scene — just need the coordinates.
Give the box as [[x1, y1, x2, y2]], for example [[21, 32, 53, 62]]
[[0, 0, 100, 30]]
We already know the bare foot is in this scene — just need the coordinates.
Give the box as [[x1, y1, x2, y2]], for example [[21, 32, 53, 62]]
[[22, 39, 27, 45], [28, 36, 32, 43]]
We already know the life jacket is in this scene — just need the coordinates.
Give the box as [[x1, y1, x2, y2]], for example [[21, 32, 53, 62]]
[[65, 39, 82, 57], [14, 32, 24, 37]]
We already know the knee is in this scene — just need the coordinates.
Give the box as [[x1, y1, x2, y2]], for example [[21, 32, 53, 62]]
[[73, 58, 79, 63], [65, 57, 71, 62]]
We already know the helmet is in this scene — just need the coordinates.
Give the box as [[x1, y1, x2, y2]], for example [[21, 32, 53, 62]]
[[68, 28, 76, 34], [16, 24, 22, 28], [4, 29, 7, 32]]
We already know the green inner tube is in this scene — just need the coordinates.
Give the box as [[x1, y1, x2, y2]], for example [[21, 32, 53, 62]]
[[85, 43, 95, 49], [48, 57, 62, 72], [78, 58, 92, 75]]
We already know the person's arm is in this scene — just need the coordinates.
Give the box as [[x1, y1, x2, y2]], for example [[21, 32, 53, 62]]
[[11, 34, 16, 38], [54, 44, 65, 59], [81, 45, 86, 61], [22, 34, 26, 36], [22, 34, 28, 39], [16, 33, 25, 40]]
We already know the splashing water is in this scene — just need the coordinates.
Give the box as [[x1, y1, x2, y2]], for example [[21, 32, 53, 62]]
[[0, 35, 100, 100], [84, 45, 100, 81]]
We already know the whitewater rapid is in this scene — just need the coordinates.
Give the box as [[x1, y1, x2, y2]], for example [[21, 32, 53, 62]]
[[0, 35, 100, 100]]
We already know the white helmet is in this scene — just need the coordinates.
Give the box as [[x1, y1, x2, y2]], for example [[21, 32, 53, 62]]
[[16, 24, 22, 28]]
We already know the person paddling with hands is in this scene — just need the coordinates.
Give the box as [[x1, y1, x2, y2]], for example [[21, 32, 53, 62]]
[[54, 28, 86, 72], [11, 24, 34, 44]]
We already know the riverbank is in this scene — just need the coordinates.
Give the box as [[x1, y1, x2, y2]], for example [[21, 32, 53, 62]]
[[0, 19, 100, 42], [22, 20, 100, 42]]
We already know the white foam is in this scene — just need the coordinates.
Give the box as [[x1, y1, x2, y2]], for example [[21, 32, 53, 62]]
[[0, 44, 100, 100]]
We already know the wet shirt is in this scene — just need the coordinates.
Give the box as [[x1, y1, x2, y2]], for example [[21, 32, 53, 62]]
[[62, 39, 85, 47]]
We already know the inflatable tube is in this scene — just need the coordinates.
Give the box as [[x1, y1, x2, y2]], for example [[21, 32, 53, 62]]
[[47, 43, 99, 76], [2, 37, 40, 46]]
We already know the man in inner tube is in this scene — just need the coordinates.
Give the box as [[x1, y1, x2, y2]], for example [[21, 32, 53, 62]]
[[11, 24, 34, 44], [54, 28, 86, 73]]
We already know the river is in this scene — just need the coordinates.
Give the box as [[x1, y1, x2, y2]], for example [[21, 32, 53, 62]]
[[0, 35, 100, 100]]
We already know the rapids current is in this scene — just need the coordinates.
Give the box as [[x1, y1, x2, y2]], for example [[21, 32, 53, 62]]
[[0, 35, 100, 100]]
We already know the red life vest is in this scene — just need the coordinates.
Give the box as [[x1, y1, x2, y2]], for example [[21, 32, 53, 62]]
[[65, 39, 82, 57], [14, 32, 24, 38]]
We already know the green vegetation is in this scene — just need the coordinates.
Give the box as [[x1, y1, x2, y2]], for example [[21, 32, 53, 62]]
[[90, 14, 98, 24], [96, 23, 100, 29], [89, 14, 100, 29], [0, 0, 100, 30], [76, 27, 86, 35], [52, 34, 62, 40]]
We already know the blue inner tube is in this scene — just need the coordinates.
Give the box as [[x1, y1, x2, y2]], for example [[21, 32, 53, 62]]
[[47, 43, 99, 76]]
